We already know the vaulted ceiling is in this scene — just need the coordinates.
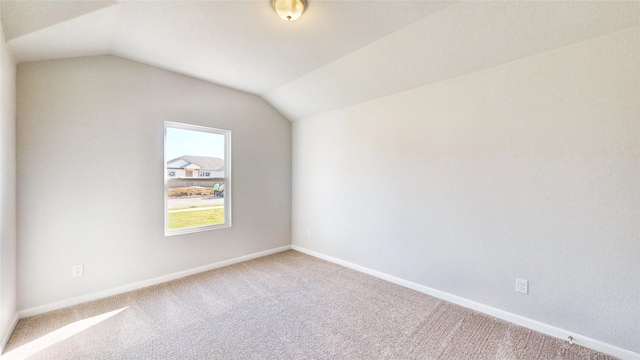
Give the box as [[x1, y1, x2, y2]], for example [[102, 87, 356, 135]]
[[1, 1, 638, 121]]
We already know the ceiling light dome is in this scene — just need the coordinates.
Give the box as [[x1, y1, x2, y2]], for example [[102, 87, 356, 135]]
[[272, 0, 306, 21]]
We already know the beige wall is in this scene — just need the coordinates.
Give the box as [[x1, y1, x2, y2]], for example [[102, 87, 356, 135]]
[[17, 55, 291, 310], [0, 20, 18, 348], [292, 27, 639, 352]]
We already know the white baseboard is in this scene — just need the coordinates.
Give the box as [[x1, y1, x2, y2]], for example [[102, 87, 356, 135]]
[[19, 245, 292, 319], [1, 313, 19, 354], [292, 245, 639, 360]]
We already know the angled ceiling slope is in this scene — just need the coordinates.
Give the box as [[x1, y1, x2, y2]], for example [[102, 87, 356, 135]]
[[266, 1, 640, 121], [1, 0, 452, 95], [2, 1, 639, 122], [0, 0, 116, 40]]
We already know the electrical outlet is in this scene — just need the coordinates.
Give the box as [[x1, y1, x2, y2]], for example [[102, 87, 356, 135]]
[[516, 278, 528, 294], [72, 264, 84, 277]]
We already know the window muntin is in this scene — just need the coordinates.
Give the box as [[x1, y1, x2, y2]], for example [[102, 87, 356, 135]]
[[164, 122, 231, 236]]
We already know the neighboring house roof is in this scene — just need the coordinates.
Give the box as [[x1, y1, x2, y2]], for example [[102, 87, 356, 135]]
[[167, 158, 190, 168], [167, 155, 224, 171]]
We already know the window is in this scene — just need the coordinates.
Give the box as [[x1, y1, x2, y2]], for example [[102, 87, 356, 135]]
[[164, 122, 231, 236]]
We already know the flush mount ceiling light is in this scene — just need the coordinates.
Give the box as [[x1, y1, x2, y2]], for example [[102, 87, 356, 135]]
[[272, 0, 306, 21]]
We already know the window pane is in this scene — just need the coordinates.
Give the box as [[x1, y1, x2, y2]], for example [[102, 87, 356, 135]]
[[165, 123, 231, 235]]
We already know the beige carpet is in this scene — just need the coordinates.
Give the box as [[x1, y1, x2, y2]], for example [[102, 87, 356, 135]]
[[3, 250, 615, 359]]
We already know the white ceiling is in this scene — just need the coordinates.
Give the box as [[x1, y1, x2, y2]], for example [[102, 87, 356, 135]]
[[1, 0, 638, 121], [1, 1, 452, 94]]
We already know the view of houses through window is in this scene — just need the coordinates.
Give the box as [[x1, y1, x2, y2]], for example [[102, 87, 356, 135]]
[[165, 122, 231, 235]]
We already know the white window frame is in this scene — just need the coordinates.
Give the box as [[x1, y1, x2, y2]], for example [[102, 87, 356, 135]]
[[164, 121, 232, 236]]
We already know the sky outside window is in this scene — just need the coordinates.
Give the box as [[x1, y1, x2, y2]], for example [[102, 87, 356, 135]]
[[166, 127, 225, 160]]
